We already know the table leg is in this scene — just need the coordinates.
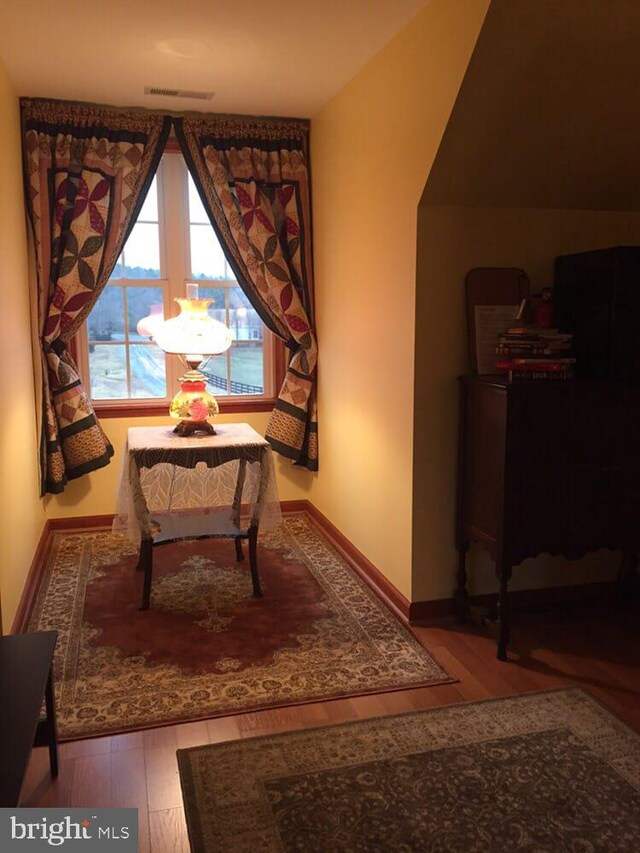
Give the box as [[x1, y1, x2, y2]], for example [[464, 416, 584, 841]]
[[454, 540, 470, 622], [44, 668, 59, 779], [135, 544, 146, 572], [496, 561, 511, 661], [128, 454, 152, 549], [232, 459, 247, 530], [139, 537, 153, 611], [249, 449, 270, 529], [235, 537, 244, 562], [248, 527, 262, 598]]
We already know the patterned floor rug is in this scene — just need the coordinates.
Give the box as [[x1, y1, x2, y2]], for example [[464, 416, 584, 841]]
[[177, 688, 640, 853], [28, 513, 452, 739]]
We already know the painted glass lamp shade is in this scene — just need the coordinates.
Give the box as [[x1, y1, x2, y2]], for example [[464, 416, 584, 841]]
[[154, 298, 232, 436]]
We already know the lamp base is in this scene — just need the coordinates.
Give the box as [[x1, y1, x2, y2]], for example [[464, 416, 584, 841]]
[[172, 420, 217, 437]]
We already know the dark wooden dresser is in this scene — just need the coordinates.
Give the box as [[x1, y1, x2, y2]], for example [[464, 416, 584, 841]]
[[455, 375, 640, 660]]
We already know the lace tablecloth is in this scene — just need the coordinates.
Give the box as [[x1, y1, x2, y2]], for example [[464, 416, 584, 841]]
[[113, 423, 281, 544]]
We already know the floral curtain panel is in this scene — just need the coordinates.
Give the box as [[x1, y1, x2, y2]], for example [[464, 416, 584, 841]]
[[175, 116, 318, 471], [21, 99, 171, 494]]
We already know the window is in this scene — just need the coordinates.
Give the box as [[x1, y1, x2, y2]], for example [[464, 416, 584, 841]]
[[78, 153, 276, 411]]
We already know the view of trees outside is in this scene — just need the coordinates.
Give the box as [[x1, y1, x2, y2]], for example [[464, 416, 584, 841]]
[[88, 285, 167, 399], [86, 173, 265, 400]]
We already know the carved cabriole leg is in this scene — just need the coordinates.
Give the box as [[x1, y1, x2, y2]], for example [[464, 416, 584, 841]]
[[128, 455, 151, 541], [232, 459, 247, 530], [235, 537, 244, 562], [232, 460, 248, 564], [250, 448, 270, 529], [135, 548, 145, 572], [454, 540, 470, 622], [248, 526, 262, 598], [138, 537, 153, 611], [496, 559, 512, 661]]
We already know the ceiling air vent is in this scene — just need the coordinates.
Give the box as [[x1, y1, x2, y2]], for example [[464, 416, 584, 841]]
[[144, 86, 214, 100]]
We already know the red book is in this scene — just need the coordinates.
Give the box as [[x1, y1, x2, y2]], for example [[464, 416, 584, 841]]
[[512, 358, 575, 368], [495, 359, 575, 372]]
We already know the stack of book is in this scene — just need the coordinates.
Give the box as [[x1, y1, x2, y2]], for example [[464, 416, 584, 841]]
[[495, 327, 575, 382]]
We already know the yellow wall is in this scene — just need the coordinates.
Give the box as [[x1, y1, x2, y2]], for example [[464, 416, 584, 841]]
[[0, 58, 46, 632], [310, 0, 489, 599], [44, 411, 313, 518], [413, 204, 640, 601]]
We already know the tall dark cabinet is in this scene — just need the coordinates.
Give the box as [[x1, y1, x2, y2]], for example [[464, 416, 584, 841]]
[[456, 376, 640, 660], [555, 246, 640, 384]]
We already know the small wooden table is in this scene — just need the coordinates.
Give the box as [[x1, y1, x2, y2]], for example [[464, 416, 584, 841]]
[[0, 631, 59, 806], [114, 424, 280, 610]]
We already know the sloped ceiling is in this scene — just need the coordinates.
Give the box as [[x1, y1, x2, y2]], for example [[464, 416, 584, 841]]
[[422, 0, 640, 210]]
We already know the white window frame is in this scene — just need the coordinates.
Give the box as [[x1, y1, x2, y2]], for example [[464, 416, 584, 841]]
[[77, 151, 276, 409]]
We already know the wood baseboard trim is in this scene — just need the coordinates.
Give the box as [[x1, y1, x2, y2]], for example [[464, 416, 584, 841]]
[[11, 515, 118, 633], [279, 500, 311, 514], [409, 580, 621, 625], [12, 502, 412, 635], [285, 500, 412, 624], [10, 520, 54, 634], [409, 599, 456, 622], [49, 506, 310, 530], [49, 514, 115, 531]]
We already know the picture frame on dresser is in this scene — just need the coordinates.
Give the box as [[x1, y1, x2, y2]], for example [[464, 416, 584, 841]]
[[465, 267, 530, 374]]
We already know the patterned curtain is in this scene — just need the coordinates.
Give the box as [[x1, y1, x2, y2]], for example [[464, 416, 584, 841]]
[[174, 115, 318, 471], [21, 99, 171, 495]]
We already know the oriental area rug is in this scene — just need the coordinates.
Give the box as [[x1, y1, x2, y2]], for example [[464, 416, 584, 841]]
[[27, 513, 451, 739], [178, 688, 640, 853]]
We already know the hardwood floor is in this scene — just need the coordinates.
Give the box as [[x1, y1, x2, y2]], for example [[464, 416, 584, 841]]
[[20, 605, 640, 852]]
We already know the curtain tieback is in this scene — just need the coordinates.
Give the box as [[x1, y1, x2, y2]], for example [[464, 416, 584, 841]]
[[43, 339, 66, 356]]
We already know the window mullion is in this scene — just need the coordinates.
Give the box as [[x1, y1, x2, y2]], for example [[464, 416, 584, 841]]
[[122, 286, 132, 396], [76, 320, 91, 397], [263, 328, 274, 397], [161, 150, 188, 397], [225, 288, 232, 393]]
